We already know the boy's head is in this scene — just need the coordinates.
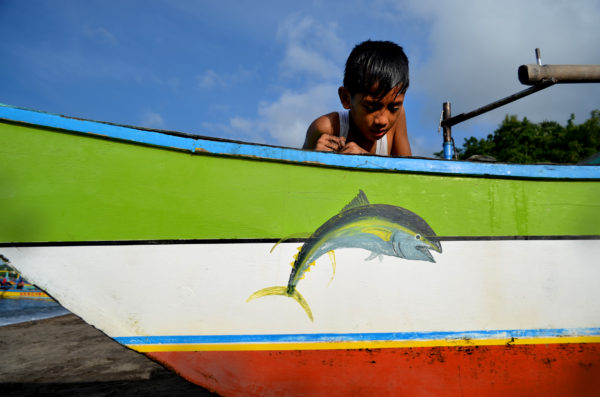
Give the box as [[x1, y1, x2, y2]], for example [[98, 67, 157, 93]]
[[338, 40, 409, 143], [343, 40, 409, 99]]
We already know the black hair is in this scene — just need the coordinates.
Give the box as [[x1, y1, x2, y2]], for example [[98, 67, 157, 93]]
[[343, 40, 409, 98]]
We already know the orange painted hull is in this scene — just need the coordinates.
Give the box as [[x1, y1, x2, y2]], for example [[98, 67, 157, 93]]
[[148, 344, 600, 396]]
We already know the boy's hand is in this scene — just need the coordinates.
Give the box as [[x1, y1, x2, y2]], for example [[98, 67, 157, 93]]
[[339, 141, 369, 154], [315, 134, 346, 152], [312, 133, 368, 154]]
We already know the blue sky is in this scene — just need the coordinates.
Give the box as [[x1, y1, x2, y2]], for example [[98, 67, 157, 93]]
[[1, 0, 599, 156]]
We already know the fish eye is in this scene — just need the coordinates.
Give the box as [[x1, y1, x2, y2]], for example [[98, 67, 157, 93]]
[[415, 234, 421, 240]]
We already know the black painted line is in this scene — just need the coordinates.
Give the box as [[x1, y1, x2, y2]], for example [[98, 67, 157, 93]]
[[0, 235, 599, 247]]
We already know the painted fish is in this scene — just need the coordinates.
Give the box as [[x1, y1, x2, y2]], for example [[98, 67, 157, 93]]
[[247, 190, 442, 321]]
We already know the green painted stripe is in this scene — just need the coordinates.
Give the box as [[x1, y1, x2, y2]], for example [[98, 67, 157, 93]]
[[1, 121, 600, 243]]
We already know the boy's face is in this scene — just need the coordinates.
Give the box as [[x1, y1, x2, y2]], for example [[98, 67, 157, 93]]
[[339, 85, 405, 142]]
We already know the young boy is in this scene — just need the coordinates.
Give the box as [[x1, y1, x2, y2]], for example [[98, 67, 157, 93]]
[[303, 40, 412, 156]]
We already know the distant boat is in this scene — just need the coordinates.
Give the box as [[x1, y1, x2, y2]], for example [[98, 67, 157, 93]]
[[1, 101, 599, 396], [0, 263, 51, 300]]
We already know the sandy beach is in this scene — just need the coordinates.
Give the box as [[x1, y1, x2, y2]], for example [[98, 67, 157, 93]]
[[0, 314, 217, 396]]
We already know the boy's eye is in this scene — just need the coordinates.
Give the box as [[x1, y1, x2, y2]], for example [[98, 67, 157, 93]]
[[389, 104, 402, 113], [363, 101, 383, 112]]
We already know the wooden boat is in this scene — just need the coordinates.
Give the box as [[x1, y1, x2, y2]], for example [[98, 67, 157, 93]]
[[0, 263, 51, 300], [0, 287, 51, 300], [1, 97, 599, 396]]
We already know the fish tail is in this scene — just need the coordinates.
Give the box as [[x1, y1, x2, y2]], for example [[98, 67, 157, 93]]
[[246, 286, 288, 301], [289, 288, 313, 322], [246, 286, 314, 322]]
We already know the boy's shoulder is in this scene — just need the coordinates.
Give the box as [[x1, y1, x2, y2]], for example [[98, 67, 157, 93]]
[[303, 112, 342, 149], [308, 112, 341, 136]]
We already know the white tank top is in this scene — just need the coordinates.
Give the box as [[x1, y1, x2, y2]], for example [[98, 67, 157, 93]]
[[338, 110, 388, 155]]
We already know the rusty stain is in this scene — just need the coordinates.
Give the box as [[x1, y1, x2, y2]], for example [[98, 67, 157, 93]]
[[427, 347, 446, 363], [199, 371, 218, 383], [300, 160, 328, 166], [195, 147, 208, 153], [457, 346, 476, 355], [579, 361, 593, 370]]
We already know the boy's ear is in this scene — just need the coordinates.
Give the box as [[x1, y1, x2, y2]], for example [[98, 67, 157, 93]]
[[338, 86, 352, 109]]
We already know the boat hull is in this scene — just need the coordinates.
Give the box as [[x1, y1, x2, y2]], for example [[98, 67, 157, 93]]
[[1, 104, 600, 395], [2, 240, 599, 395], [0, 289, 50, 300], [148, 345, 600, 397]]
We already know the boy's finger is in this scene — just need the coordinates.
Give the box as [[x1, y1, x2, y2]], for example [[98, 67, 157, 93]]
[[316, 135, 336, 151], [339, 141, 368, 154], [331, 136, 345, 150], [318, 135, 342, 151], [330, 136, 344, 148]]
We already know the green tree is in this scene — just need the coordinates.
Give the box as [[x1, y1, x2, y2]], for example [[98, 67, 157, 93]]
[[440, 110, 600, 164]]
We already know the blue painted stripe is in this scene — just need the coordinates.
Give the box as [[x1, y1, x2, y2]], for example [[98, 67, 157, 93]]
[[2, 103, 599, 180], [114, 327, 600, 346], [0, 104, 197, 151]]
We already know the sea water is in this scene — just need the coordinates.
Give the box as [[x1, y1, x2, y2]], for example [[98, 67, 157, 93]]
[[0, 298, 69, 326]]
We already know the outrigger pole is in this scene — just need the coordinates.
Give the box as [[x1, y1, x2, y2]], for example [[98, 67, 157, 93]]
[[440, 49, 600, 160]]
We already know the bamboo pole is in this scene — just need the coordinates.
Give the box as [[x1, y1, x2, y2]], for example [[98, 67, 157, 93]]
[[518, 64, 600, 85]]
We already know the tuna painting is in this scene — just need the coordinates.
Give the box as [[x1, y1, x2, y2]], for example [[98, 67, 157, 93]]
[[248, 190, 442, 321]]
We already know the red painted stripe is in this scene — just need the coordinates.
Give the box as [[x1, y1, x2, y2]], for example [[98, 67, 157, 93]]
[[148, 343, 600, 396]]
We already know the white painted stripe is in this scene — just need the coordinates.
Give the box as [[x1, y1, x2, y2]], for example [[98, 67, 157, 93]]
[[2, 240, 599, 339]]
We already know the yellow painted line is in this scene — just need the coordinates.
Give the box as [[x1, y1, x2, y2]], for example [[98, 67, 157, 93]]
[[0, 291, 50, 299], [127, 335, 600, 353]]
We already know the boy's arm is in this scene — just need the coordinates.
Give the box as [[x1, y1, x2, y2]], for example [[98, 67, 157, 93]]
[[390, 107, 412, 156], [303, 113, 346, 152]]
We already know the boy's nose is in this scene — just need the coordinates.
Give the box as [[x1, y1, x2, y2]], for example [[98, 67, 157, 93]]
[[374, 111, 388, 127]]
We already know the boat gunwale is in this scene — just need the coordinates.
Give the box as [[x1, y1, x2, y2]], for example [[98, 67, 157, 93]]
[[1, 103, 599, 181]]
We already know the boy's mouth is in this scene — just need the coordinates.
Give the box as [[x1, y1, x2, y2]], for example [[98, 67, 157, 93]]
[[372, 129, 387, 138]]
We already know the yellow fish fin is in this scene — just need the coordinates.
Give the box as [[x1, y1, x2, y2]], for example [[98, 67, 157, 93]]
[[270, 233, 312, 253], [327, 251, 336, 286]]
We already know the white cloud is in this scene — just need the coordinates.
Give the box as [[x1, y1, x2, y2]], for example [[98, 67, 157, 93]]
[[199, 118, 266, 145], [198, 70, 221, 89], [398, 0, 600, 152], [217, 16, 347, 148], [83, 26, 118, 46], [280, 43, 341, 81], [258, 84, 341, 148], [197, 67, 256, 90], [140, 111, 166, 129], [204, 84, 341, 148], [276, 15, 345, 81]]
